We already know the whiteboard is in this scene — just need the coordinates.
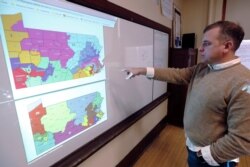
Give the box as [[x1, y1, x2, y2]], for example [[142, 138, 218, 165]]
[[0, 0, 168, 166], [236, 40, 250, 69], [104, 19, 154, 124], [153, 30, 169, 100]]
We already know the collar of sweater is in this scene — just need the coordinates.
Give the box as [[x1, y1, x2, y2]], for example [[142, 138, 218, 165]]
[[208, 58, 241, 70]]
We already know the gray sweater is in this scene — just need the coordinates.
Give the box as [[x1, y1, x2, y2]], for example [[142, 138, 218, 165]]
[[153, 62, 250, 163]]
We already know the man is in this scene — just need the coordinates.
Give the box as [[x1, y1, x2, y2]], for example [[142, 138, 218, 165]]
[[124, 21, 250, 167]]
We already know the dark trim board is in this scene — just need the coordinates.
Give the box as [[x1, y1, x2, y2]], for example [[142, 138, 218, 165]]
[[52, 93, 170, 167], [222, 0, 227, 21]]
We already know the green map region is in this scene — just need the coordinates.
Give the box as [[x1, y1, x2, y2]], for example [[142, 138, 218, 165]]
[[28, 92, 104, 155], [1, 13, 104, 89]]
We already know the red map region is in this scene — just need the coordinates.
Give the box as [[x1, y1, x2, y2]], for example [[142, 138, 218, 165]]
[[29, 103, 46, 134], [13, 68, 45, 89]]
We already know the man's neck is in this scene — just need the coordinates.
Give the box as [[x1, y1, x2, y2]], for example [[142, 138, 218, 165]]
[[208, 54, 240, 70], [213, 53, 237, 65]]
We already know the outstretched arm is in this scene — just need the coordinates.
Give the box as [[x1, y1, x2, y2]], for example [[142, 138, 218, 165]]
[[123, 66, 197, 85]]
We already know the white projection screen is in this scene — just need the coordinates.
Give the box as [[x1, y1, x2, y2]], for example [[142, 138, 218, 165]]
[[0, 0, 169, 166]]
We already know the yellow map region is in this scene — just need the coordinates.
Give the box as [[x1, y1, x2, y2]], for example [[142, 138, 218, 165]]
[[19, 50, 41, 66], [2, 13, 42, 66], [2, 13, 22, 30], [73, 66, 92, 79]]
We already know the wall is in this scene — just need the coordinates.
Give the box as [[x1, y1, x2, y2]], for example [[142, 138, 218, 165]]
[[180, 0, 224, 62], [213, 0, 223, 23], [181, 0, 209, 62], [225, 0, 250, 39], [181, 0, 250, 62], [107, 0, 182, 28], [77, 1, 181, 166], [207, 0, 223, 24]]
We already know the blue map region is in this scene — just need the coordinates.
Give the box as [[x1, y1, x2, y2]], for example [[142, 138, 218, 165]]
[[66, 33, 102, 74], [67, 92, 97, 125], [79, 41, 100, 68], [41, 63, 54, 81]]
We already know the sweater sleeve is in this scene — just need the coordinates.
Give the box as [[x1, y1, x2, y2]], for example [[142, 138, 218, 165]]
[[210, 82, 250, 163], [153, 66, 197, 85]]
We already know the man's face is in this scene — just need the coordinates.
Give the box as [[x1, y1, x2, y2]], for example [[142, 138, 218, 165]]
[[199, 27, 226, 64]]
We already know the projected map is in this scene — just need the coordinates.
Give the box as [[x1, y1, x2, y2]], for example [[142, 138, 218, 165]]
[[1, 13, 103, 89], [29, 91, 104, 155], [0, 0, 112, 163]]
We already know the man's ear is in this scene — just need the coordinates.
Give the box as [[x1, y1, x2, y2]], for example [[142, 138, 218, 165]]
[[223, 41, 234, 53]]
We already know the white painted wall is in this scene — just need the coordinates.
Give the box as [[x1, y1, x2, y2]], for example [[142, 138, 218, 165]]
[[226, 0, 250, 39]]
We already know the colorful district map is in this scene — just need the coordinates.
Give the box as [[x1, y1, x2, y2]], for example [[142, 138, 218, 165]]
[[1, 13, 103, 89], [29, 91, 104, 155]]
